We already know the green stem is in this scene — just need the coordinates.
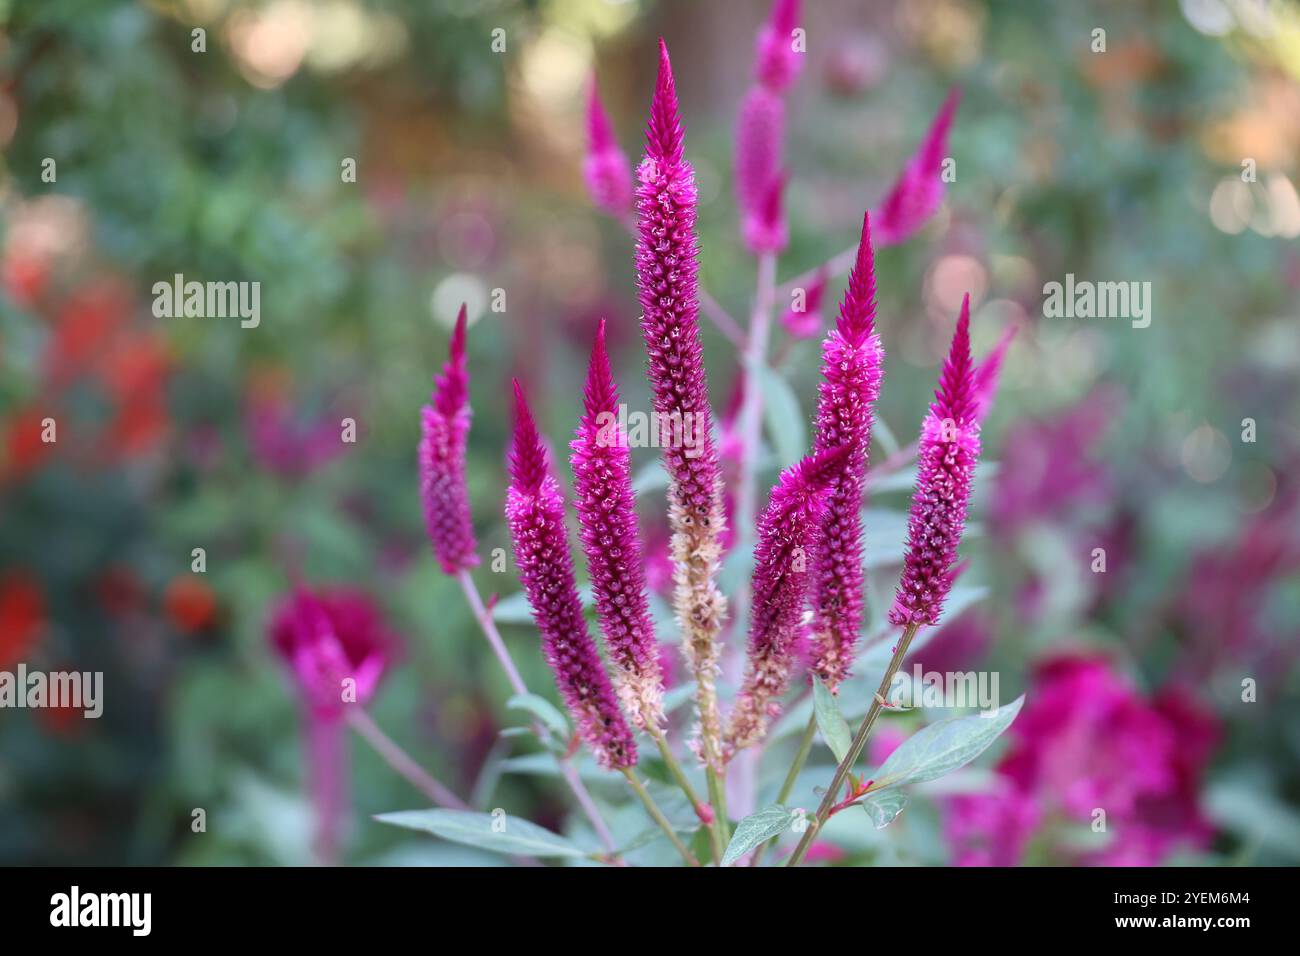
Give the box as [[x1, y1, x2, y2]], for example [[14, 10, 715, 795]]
[[786, 623, 920, 867], [750, 713, 818, 867], [649, 726, 708, 819], [705, 765, 730, 863], [622, 768, 699, 867]]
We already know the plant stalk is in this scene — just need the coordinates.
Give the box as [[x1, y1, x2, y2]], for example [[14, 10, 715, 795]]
[[346, 708, 468, 810], [622, 768, 699, 866], [749, 713, 817, 866], [786, 622, 919, 867], [456, 569, 620, 856]]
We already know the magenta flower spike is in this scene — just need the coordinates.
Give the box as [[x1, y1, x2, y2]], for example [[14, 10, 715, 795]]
[[754, 0, 803, 92], [584, 76, 634, 217], [419, 304, 479, 575], [636, 39, 729, 765], [736, 0, 803, 252], [874, 88, 961, 246], [725, 444, 853, 757], [743, 169, 790, 256], [972, 323, 1018, 422], [735, 85, 784, 231], [780, 266, 830, 339], [570, 320, 666, 730], [808, 213, 885, 689], [506, 380, 637, 770], [888, 294, 981, 628]]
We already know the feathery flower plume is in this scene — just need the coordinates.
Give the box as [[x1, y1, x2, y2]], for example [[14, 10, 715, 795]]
[[419, 305, 479, 575], [584, 77, 634, 217], [725, 444, 852, 757], [780, 265, 829, 339], [506, 380, 637, 770], [889, 294, 981, 627], [636, 39, 728, 765], [754, 0, 803, 92], [570, 320, 665, 729], [808, 213, 885, 689], [875, 88, 961, 246], [972, 323, 1017, 422], [743, 170, 790, 255], [735, 85, 784, 228]]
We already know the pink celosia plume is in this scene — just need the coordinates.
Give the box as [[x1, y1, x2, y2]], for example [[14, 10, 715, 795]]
[[584, 76, 634, 217], [754, 0, 803, 92], [875, 88, 961, 246], [735, 85, 784, 235], [636, 39, 728, 766], [808, 213, 885, 688], [420, 304, 479, 575], [888, 293, 980, 627], [506, 380, 637, 770], [736, 0, 803, 253], [570, 319, 666, 729], [743, 169, 790, 255], [780, 266, 829, 339], [972, 323, 1017, 422], [725, 443, 853, 757]]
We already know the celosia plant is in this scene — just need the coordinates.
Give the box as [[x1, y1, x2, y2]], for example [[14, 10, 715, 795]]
[[363, 3, 1028, 867]]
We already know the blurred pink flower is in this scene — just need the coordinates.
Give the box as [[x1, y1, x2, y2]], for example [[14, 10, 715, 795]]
[[945, 653, 1219, 867], [269, 585, 394, 718], [584, 76, 634, 217], [874, 89, 960, 246], [269, 584, 396, 865], [989, 386, 1121, 535], [246, 388, 346, 478], [779, 266, 829, 339]]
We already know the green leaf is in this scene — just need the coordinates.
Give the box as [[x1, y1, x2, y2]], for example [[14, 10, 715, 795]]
[[506, 693, 569, 738], [721, 804, 797, 866], [752, 361, 806, 472], [812, 676, 852, 763], [859, 790, 907, 829], [871, 696, 1024, 791], [375, 809, 588, 859]]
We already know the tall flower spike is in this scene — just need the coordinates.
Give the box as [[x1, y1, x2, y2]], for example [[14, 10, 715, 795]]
[[725, 444, 853, 758], [420, 305, 479, 575], [808, 213, 885, 689], [972, 324, 1017, 422], [875, 88, 961, 246], [506, 380, 637, 770], [735, 85, 784, 228], [743, 170, 789, 256], [570, 320, 665, 730], [584, 76, 634, 217], [889, 294, 981, 627], [636, 39, 728, 766], [754, 0, 803, 92]]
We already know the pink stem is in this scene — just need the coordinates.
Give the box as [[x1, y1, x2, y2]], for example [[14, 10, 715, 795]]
[[456, 569, 620, 856]]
